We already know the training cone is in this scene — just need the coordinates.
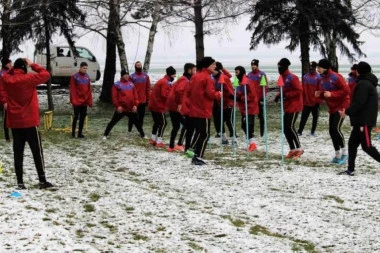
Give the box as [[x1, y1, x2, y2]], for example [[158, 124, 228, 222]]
[[277, 75, 284, 87], [10, 191, 22, 198], [260, 75, 267, 86]]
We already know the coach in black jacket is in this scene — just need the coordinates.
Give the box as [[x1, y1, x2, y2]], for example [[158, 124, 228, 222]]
[[339, 61, 380, 176]]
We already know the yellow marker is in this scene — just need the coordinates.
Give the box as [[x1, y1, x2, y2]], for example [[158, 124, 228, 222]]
[[0, 161, 3, 173]]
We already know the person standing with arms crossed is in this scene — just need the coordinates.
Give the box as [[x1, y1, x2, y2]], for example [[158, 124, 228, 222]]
[[2, 58, 54, 189], [70, 62, 93, 138]]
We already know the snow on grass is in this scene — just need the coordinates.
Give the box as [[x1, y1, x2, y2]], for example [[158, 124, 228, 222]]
[[0, 90, 380, 252]]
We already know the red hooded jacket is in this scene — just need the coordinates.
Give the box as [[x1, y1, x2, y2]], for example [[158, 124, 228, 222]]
[[186, 68, 220, 119], [0, 68, 8, 105], [148, 75, 173, 113], [235, 75, 259, 115], [70, 72, 93, 107], [112, 78, 139, 112], [166, 75, 189, 112], [214, 73, 234, 108], [317, 69, 350, 114], [2, 64, 50, 128], [279, 70, 303, 113], [130, 72, 151, 104], [247, 69, 269, 101], [302, 71, 322, 107]]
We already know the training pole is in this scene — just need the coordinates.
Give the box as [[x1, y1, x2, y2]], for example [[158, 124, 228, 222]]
[[277, 75, 285, 165], [232, 76, 239, 156], [220, 82, 224, 151], [244, 83, 249, 156], [260, 75, 269, 159]]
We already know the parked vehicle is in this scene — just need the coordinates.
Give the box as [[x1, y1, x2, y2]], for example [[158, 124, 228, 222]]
[[34, 45, 101, 85]]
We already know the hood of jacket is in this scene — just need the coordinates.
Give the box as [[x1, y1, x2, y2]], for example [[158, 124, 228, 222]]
[[357, 73, 378, 87]]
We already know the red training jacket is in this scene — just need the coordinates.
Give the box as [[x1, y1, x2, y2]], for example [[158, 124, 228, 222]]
[[302, 71, 322, 107], [2, 64, 50, 128], [130, 72, 151, 104], [317, 69, 350, 114], [235, 75, 259, 115], [70, 72, 93, 107], [166, 75, 189, 112], [279, 70, 303, 113], [214, 73, 234, 108], [112, 78, 139, 112], [186, 68, 220, 119], [148, 75, 173, 113], [0, 68, 8, 105]]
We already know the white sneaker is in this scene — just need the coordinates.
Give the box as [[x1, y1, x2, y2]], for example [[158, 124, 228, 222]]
[[102, 136, 107, 140]]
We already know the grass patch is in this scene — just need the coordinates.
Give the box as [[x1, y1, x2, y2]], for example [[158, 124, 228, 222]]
[[221, 215, 245, 227], [125, 206, 135, 213], [250, 225, 319, 253], [89, 192, 101, 202], [323, 195, 344, 204], [188, 242, 205, 251], [132, 232, 149, 241], [100, 220, 118, 233], [75, 229, 85, 238], [83, 204, 95, 212]]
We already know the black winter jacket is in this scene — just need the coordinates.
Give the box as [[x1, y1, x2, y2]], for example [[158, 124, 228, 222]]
[[346, 73, 379, 127]]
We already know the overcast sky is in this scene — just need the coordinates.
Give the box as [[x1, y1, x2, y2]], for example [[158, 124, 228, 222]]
[[20, 16, 380, 68]]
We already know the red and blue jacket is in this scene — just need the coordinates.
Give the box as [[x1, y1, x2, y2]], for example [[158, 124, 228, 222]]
[[2, 64, 50, 128], [70, 72, 93, 107], [317, 69, 350, 114], [247, 69, 268, 101], [348, 73, 357, 101], [235, 75, 259, 115], [166, 75, 189, 112], [302, 71, 322, 107], [112, 78, 139, 112], [148, 75, 172, 113], [214, 73, 234, 108], [130, 72, 151, 104], [278, 70, 303, 113]]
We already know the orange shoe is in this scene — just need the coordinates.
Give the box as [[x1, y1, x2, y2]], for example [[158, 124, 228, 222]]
[[167, 147, 175, 152], [248, 142, 257, 152], [174, 145, 185, 152], [155, 142, 165, 148], [292, 149, 304, 158], [149, 139, 156, 146], [285, 150, 297, 159]]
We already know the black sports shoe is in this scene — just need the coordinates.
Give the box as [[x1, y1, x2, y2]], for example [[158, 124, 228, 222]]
[[17, 184, 27, 190], [222, 139, 229, 145], [77, 134, 85, 138], [337, 170, 355, 176], [192, 156, 206, 166], [39, 181, 55, 189]]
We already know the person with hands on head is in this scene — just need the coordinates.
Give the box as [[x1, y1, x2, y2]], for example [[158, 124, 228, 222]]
[[274, 58, 304, 159], [2, 58, 54, 190], [70, 62, 93, 138], [103, 70, 144, 140], [0, 58, 12, 142], [315, 59, 350, 165], [337, 61, 380, 176]]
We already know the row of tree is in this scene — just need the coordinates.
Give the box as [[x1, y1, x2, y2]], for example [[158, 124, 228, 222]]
[[1, 0, 380, 109]]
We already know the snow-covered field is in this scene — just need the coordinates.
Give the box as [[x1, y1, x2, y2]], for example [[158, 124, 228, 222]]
[[0, 90, 380, 252]]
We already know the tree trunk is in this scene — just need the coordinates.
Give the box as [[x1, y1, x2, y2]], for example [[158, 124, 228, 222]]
[[325, 32, 339, 72], [116, 26, 128, 72], [43, 14, 54, 111], [298, 15, 310, 77], [193, 0, 204, 63], [1, 0, 12, 60], [100, 0, 119, 103], [143, 0, 161, 73]]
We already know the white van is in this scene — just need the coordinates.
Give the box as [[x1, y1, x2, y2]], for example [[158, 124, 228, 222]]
[[34, 45, 101, 85]]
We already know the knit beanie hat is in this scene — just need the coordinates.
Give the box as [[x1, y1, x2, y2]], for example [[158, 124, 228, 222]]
[[120, 69, 129, 77], [356, 61, 372, 75], [13, 58, 27, 73], [310, 61, 317, 68], [251, 59, 259, 66], [166, 66, 176, 76], [351, 64, 358, 70], [215, 62, 223, 72], [200, 57, 215, 69], [277, 58, 291, 67], [317, 59, 330, 69]]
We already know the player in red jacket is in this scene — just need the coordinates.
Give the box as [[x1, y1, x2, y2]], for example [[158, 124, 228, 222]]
[[246, 59, 268, 137], [274, 58, 303, 159], [0, 58, 12, 142], [235, 66, 259, 152], [129, 61, 151, 133], [315, 59, 350, 164], [103, 70, 144, 139], [70, 62, 93, 138], [166, 63, 196, 152], [148, 66, 176, 147], [186, 57, 220, 165], [2, 58, 54, 189], [297, 61, 322, 136], [212, 62, 234, 144]]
